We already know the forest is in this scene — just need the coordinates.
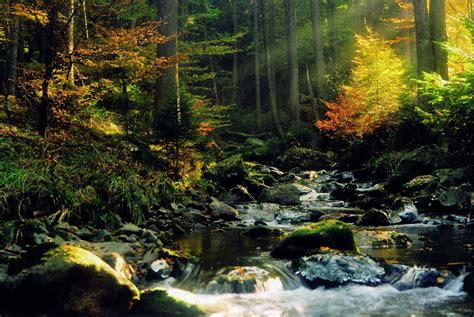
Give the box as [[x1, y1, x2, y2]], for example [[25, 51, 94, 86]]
[[0, 0, 473, 316]]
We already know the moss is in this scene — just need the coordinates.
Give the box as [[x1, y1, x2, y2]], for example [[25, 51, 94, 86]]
[[271, 220, 360, 259], [2, 245, 140, 316], [131, 288, 205, 317]]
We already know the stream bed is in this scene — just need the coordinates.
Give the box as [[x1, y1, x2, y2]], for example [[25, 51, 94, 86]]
[[151, 170, 474, 316]]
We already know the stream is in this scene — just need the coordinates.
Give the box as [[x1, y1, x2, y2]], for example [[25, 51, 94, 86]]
[[151, 170, 474, 316]]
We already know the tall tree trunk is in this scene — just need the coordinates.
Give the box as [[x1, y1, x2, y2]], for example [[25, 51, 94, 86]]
[[327, 0, 337, 71], [231, 0, 239, 105], [413, 0, 434, 78], [402, 6, 413, 64], [430, 0, 448, 79], [39, 2, 59, 137], [285, 0, 300, 132], [310, 0, 325, 100], [154, 0, 179, 128], [6, 10, 19, 97], [354, 0, 361, 31], [253, 0, 262, 130], [81, 0, 89, 40], [66, 0, 75, 86], [261, 0, 284, 140], [366, 0, 373, 26]]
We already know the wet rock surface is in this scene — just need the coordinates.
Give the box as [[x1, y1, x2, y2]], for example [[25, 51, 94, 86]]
[[295, 251, 385, 288]]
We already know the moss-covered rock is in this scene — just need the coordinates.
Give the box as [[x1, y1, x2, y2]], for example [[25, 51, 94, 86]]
[[387, 145, 447, 192], [0, 245, 140, 316], [356, 230, 412, 249], [277, 147, 332, 171], [259, 183, 311, 205], [130, 288, 205, 317], [402, 175, 438, 194], [271, 220, 359, 259], [216, 154, 249, 188]]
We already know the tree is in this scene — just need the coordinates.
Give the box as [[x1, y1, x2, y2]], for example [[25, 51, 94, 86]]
[[6, 0, 19, 97], [231, 0, 239, 105], [430, 0, 448, 79], [154, 0, 179, 129], [317, 29, 406, 138], [413, 0, 435, 77], [65, 0, 75, 86], [285, 0, 300, 132], [310, 0, 326, 102], [355, 0, 361, 31], [253, 0, 262, 129], [261, 0, 284, 140]]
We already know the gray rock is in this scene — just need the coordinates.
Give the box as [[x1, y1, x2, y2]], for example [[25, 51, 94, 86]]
[[391, 197, 419, 224], [430, 186, 471, 213], [296, 252, 385, 288], [209, 199, 240, 221], [259, 183, 311, 205], [357, 209, 391, 226], [388, 145, 447, 192], [116, 223, 143, 237]]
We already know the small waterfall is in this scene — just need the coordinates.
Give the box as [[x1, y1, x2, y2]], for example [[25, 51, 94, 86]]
[[392, 266, 455, 290], [444, 271, 469, 292]]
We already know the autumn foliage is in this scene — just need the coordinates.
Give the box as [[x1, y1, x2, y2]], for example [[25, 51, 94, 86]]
[[317, 29, 406, 139]]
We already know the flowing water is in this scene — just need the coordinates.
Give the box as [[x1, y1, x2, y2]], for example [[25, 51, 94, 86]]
[[152, 171, 474, 316]]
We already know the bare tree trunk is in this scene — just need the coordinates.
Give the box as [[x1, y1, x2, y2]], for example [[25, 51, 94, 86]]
[[430, 0, 448, 79], [261, 0, 285, 140], [7, 3, 19, 96], [366, 0, 373, 26], [231, 0, 239, 105], [39, 2, 60, 137], [327, 0, 337, 71], [310, 0, 325, 100], [253, 0, 262, 130], [403, 6, 413, 63], [154, 0, 179, 128], [306, 64, 319, 121], [66, 0, 75, 86], [81, 0, 89, 40], [413, 0, 434, 78], [354, 0, 361, 31], [285, 0, 300, 132]]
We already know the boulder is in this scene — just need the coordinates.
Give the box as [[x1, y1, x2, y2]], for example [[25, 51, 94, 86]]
[[391, 197, 420, 224], [430, 186, 471, 213], [209, 199, 240, 221], [277, 147, 332, 171], [216, 155, 248, 188], [219, 185, 255, 202], [271, 220, 359, 259], [205, 267, 280, 294], [330, 183, 357, 200], [116, 223, 143, 236], [130, 288, 204, 316], [402, 175, 438, 194], [356, 230, 412, 249], [387, 145, 447, 192], [436, 165, 474, 187], [0, 245, 139, 316], [356, 209, 391, 226], [296, 251, 385, 288], [259, 183, 311, 206]]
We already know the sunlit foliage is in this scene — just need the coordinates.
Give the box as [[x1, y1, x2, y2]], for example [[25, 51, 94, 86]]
[[317, 28, 406, 139]]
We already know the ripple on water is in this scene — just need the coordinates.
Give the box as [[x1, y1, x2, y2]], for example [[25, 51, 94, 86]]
[[164, 276, 469, 317]]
